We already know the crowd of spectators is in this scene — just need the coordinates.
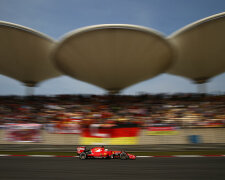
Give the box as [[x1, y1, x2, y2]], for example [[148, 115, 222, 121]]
[[0, 93, 224, 129]]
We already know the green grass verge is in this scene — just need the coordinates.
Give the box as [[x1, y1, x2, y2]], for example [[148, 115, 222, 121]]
[[0, 150, 225, 156]]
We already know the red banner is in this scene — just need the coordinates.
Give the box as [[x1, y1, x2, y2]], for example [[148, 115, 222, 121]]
[[82, 126, 139, 138], [147, 127, 177, 131], [5, 123, 42, 142], [80, 123, 140, 145]]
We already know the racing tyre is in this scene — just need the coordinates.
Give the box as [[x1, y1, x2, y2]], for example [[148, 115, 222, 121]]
[[120, 152, 128, 160], [79, 152, 87, 160]]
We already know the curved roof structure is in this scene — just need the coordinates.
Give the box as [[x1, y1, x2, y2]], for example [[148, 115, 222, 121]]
[[168, 12, 225, 83], [53, 24, 173, 92], [0, 21, 61, 86]]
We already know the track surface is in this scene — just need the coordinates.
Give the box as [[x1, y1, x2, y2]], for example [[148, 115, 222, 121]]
[[0, 157, 225, 180]]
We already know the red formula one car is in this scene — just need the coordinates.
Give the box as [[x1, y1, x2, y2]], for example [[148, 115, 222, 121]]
[[77, 146, 136, 160]]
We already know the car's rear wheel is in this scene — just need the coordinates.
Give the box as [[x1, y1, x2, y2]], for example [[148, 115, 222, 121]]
[[120, 152, 128, 160], [79, 152, 87, 160]]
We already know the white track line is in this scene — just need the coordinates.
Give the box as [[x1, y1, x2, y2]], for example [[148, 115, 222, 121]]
[[137, 156, 153, 157], [29, 155, 55, 157], [174, 155, 202, 157], [0, 154, 10, 157]]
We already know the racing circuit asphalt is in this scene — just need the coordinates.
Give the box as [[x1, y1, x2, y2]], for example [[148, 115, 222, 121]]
[[0, 156, 225, 180]]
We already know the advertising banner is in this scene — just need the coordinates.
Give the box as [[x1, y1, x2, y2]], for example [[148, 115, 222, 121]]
[[5, 123, 42, 142], [80, 123, 140, 145], [147, 127, 178, 135], [204, 122, 224, 128]]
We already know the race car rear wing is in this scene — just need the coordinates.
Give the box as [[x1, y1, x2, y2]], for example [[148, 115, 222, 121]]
[[77, 146, 86, 154]]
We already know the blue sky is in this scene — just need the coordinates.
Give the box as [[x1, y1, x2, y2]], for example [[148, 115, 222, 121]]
[[0, 0, 225, 95]]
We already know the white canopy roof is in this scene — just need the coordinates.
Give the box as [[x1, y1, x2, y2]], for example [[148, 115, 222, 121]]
[[0, 21, 61, 86], [168, 12, 225, 83], [53, 24, 173, 92]]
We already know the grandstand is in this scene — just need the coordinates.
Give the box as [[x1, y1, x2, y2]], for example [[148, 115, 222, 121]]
[[0, 93, 224, 145], [0, 12, 225, 145]]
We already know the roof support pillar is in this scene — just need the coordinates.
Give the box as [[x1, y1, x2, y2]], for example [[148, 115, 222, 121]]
[[193, 78, 209, 94], [108, 89, 120, 95], [197, 83, 207, 94], [25, 86, 35, 96], [23, 81, 36, 96]]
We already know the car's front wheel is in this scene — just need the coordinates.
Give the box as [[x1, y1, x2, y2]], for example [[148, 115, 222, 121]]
[[79, 152, 87, 160], [120, 152, 128, 160]]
